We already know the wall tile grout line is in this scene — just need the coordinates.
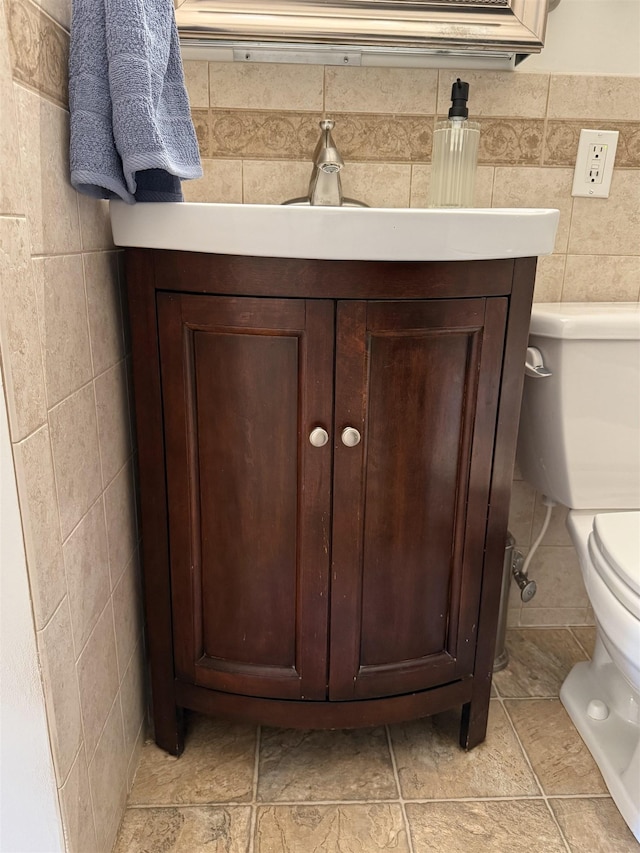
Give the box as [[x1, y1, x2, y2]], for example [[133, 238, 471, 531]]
[[0, 213, 28, 222], [30, 249, 120, 261], [10, 78, 68, 113]]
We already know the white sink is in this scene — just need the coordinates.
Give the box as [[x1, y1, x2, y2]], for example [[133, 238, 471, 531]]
[[109, 202, 559, 262]]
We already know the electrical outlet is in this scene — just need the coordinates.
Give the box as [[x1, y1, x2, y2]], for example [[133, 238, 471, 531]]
[[572, 129, 619, 198]]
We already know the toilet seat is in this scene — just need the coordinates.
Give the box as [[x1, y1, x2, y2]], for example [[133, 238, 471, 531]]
[[589, 511, 640, 620]]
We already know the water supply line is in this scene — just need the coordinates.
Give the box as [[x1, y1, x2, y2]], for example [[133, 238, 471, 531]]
[[512, 495, 556, 601]]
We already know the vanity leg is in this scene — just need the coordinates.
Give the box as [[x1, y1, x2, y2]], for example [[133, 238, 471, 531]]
[[153, 703, 185, 756], [459, 679, 491, 750]]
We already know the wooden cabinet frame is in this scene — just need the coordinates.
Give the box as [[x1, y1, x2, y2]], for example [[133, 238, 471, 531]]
[[125, 250, 536, 756]]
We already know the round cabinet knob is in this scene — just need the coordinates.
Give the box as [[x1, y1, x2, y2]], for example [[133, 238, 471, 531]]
[[341, 427, 361, 447], [309, 427, 329, 447]]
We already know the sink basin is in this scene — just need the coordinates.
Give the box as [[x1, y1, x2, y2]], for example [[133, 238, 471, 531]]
[[109, 202, 559, 262]]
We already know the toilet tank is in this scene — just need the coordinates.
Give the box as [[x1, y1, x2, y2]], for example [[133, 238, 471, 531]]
[[516, 303, 640, 510]]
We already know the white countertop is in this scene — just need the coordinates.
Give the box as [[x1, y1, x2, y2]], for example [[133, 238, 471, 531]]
[[110, 201, 560, 262]]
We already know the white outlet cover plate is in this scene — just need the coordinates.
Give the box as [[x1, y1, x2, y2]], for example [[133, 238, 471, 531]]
[[572, 128, 619, 199]]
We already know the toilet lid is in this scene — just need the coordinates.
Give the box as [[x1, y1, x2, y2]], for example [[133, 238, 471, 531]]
[[592, 512, 640, 597]]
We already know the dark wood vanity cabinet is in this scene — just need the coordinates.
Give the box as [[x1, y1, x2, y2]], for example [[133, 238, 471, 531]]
[[126, 250, 537, 756]]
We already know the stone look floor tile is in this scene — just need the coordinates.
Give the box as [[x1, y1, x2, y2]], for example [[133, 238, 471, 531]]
[[116, 684, 639, 853], [549, 798, 639, 852], [258, 727, 397, 802], [505, 699, 608, 795], [390, 701, 539, 799], [405, 801, 567, 853], [255, 804, 410, 853], [114, 806, 252, 853], [128, 716, 257, 805], [493, 628, 587, 699]]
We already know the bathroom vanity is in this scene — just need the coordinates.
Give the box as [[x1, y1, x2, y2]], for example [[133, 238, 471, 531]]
[[112, 203, 558, 756]]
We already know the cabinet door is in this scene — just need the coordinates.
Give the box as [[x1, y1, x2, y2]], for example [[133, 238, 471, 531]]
[[157, 293, 334, 700], [329, 298, 508, 700]]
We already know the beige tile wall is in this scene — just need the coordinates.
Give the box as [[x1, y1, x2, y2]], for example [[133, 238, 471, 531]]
[[183, 61, 640, 306], [0, 1, 145, 850], [184, 61, 640, 628]]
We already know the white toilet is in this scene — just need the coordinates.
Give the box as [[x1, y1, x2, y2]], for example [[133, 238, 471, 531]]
[[516, 302, 640, 841]]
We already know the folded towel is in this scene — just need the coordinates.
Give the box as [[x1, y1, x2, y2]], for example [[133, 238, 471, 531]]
[[69, 0, 202, 203]]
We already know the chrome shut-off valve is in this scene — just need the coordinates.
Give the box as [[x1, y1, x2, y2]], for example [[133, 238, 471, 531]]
[[512, 549, 537, 603]]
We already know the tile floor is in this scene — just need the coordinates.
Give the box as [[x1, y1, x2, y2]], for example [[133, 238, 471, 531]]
[[114, 628, 639, 852]]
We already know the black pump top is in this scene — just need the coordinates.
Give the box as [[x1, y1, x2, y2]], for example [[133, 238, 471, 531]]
[[448, 78, 470, 119]]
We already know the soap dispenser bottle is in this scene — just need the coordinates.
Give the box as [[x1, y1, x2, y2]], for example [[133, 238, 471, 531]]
[[428, 79, 480, 208]]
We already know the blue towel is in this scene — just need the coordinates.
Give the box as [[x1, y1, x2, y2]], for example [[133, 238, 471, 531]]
[[69, 0, 202, 203]]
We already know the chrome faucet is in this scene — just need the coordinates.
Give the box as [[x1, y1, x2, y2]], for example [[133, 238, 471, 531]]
[[308, 119, 344, 206], [283, 119, 367, 207]]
